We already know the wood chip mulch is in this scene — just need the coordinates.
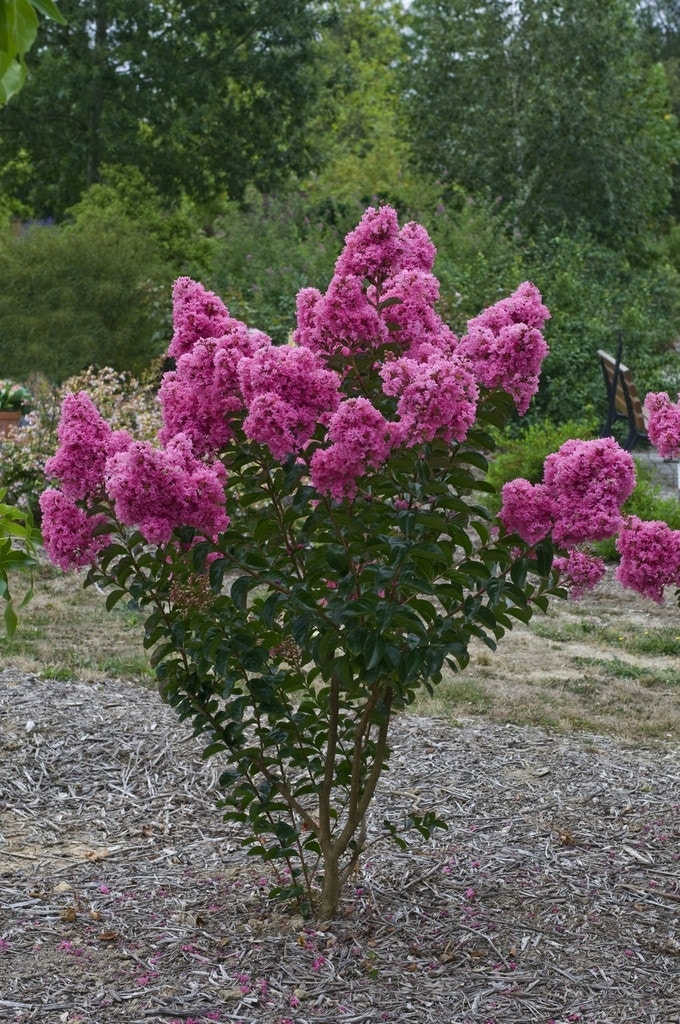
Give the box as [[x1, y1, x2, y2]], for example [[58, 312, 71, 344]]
[[1, 667, 679, 1024]]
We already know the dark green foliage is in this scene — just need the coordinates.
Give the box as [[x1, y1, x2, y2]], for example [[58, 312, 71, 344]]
[[0, 217, 169, 381], [0, 166, 214, 381], [208, 190, 347, 344], [523, 230, 680, 425], [68, 165, 211, 275], [0, 0, 325, 219], [426, 192, 526, 334]]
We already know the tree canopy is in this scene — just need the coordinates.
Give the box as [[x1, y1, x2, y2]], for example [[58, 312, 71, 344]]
[[404, 0, 680, 246], [0, 0, 325, 217]]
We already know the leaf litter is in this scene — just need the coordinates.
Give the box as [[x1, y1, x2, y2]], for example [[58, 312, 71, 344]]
[[1, 656, 679, 1024]]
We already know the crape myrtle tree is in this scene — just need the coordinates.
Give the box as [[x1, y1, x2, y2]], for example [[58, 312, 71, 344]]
[[40, 206, 636, 919], [0, 0, 325, 218], [404, 0, 680, 246]]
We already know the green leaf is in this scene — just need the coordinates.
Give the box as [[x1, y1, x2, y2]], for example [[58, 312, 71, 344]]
[[30, 0, 66, 24], [230, 574, 256, 611], [364, 634, 385, 671], [105, 589, 127, 612], [3, 600, 17, 640], [260, 591, 281, 627]]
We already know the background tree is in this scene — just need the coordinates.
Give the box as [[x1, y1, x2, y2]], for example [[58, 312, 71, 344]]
[[404, 0, 680, 247], [0, 0, 325, 218], [304, 0, 434, 218]]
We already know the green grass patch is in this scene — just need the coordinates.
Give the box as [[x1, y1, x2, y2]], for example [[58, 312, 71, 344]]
[[571, 655, 680, 689], [431, 679, 493, 714], [531, 618, 680, 657]]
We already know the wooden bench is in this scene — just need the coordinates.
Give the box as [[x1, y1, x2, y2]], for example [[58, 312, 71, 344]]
[[598, 348, 649, 451]]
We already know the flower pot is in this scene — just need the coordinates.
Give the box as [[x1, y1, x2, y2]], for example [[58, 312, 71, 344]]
[[0, 410, 22, 435]]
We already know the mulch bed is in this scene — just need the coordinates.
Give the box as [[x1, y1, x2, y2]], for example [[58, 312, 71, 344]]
[[1, 668, 679, 1024]]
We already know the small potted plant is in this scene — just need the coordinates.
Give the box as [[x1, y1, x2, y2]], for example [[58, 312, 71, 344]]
[[0, 379, 32, 434]]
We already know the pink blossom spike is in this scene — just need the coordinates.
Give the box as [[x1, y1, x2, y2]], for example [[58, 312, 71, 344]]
[[645, 391, 680, 459], [168, 277, 232, 359]]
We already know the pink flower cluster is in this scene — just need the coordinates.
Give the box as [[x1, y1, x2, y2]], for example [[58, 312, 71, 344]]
[[105, 434, 229, 545], [380, 355, 478, 445], [378, 269, 458, 361], [616, 515, 680, 603], [290, 206, 553, 495], [44, 392, 132, 501], [294, 277, 390, 359], [645, 391, 680, 459], [499, 437, 635, 547], [168, 278, 233, 359], [41, 207, 560, 568], [159, 323, 268, 456], [42, 388, 230, 566], [39, 490, 111, 571], [293, 205, 450, 362], [334, 205, 436, 280], [553, 550, 606, 599], [458, 283, 550, 414], [239, 345, 341, 459], [310, 398, 397, 500]]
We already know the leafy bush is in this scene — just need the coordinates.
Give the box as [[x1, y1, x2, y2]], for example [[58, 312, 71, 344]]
[[523, 230, 680, 425], [427, 191, 525, 335], [41, 207, 581, 919], [0, 491, 40, 639], [208, 188, 347, 344], [67, 165, 212, 276], [0, 217, 171, 381]]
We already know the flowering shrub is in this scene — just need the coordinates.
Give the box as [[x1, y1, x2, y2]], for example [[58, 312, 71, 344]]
[[0, 378, 32, 412], [40, 205, 634, 919]]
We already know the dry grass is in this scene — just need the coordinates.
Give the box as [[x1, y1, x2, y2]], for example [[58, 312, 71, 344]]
[[415, 568, 680, 743], [3, 560, 680, 743], [1, 561, 153, 684]]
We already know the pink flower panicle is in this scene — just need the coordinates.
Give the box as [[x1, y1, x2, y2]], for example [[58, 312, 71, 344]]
[[498, 479, 554, 546], [458, 283, 550, 414], [293, 276, 389, 359], [310, 398, 396, 501], [397, 221, 437, 272], [239, 345, 341, 459], [104, 434, 229, 545], [334, 205, 401, 279], [39, 489, 111, 571], [467, 281, 550, 334], [499, 437, 635, 549], [380, 355, 478, 445], [296, 206, 443, 362], [168, 277, 232, 359], [45, 391, 132, 501], [543, 437, 635, 547], [160, 317, 271, 455], [645, 391, 680, 459], [616, 516, 680, 603], [458, 322, 548, 414], [553, 551, 606, 600], [378, 270, 458, 360]]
